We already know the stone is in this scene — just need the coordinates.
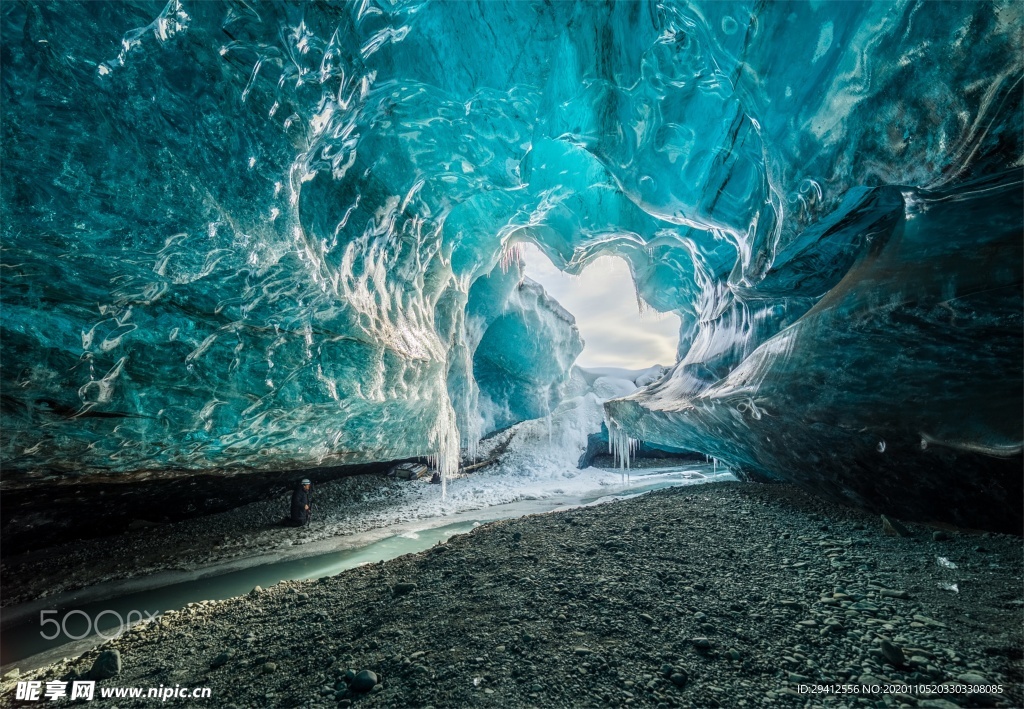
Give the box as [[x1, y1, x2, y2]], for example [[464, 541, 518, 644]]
[[879, 639, 905, 666], [823, 620, 845, 634], [956, 672, 990, 684], [913, 614, 948, 629], [916, 700, 962, 709], [351, 670, 378, 693], [669, 671, 688, 687], [210, 651, 234, 669], [393, 582, 417, 596], [881, 515, 912, 537], [2, 669, 20, 681], [932, 530, 951, 541], [89, 650, 121, 680], [879, 588, 910, 599], [262, 662, 277, 674]]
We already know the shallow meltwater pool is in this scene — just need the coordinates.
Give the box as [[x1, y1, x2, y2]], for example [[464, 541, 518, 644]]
[[0, 520, 482, 670], [0, 467, 733, 672]]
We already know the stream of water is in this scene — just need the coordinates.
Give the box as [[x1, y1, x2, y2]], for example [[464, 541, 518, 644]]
[[0, 467, 733, 672]]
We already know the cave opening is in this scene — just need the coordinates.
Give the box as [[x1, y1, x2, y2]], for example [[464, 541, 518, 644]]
[[518, 242, 681, 372]]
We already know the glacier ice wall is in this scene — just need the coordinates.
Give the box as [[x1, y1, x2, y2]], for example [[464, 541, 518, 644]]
[[608, 174, 1023, 530], [1, 1, 1021, 528]]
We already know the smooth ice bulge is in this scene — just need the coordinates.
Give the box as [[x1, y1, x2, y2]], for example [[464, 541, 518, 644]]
[[1, 2, 1020, 529]]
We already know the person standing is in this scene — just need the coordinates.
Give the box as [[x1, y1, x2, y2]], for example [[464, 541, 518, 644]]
[[287, 478, 312, 527]]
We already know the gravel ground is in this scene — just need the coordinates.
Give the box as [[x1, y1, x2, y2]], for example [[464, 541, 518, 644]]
[[0, 474, 410, 607], [2, 481, 1020, 708]]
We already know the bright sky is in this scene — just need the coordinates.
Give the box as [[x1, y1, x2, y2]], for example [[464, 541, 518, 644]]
[[520, 243, 680, 369]]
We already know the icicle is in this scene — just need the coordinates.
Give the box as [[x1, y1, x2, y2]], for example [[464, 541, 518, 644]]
[[427, 398, 460, 501], [499, 241, 524, 273], [605, 415, 637, 482]]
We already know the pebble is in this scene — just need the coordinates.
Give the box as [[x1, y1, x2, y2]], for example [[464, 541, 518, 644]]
[[351, 670, 378, 693], [881, 515, 912, 537], [210, 651, 234, 669], [89, 650, 121, 681], [879, 639, 905, 666], [879, 588, 910, 599], [956, 671, 990, 684]]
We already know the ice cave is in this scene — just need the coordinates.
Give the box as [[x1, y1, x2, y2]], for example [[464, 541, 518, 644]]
[[1, 0, 1021, 535], [1, 2, 1023, 704]]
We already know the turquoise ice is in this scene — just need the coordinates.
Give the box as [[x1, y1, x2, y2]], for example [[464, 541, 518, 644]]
[[1, 2, 1020, 528]]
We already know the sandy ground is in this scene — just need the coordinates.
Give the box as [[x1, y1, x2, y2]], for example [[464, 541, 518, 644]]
[[2, 481, 1020, 708]]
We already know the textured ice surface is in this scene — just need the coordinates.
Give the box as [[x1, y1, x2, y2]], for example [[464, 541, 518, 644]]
[[1, 2, 1021, 528]]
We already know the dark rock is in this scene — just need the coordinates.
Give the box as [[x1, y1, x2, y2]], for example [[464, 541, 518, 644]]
[[670, 671, 689, 687], [351, 670, 378, 693], [89, 650, 121, 680], [880, 639, 906, 667], [393, 582, 417, 596], [881, 515, 912, 537], [879, 588, 910, 600], [210, 651, 234, 669]]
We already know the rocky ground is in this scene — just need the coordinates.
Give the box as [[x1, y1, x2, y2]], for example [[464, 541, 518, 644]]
[[1, 481, 1020, 708], [0, 473, 412, 607]]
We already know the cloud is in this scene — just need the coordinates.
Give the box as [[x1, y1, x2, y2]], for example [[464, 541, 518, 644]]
[[521, 244, 680, 369]]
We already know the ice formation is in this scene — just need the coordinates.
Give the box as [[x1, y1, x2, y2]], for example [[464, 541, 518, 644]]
[[1, 2, 1020, 528]]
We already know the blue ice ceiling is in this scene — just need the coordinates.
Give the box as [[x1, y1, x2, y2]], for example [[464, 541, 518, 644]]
[[1, 1, 1021, 528]]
